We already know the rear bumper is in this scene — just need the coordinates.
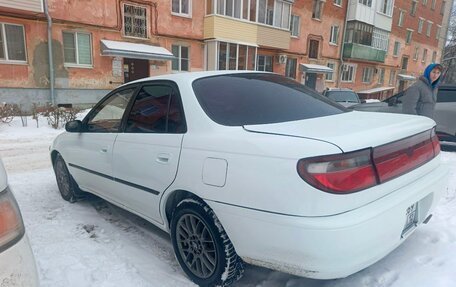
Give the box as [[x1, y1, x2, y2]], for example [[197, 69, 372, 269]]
[[0, 234, 39, 286], [209, 163, 448, 279]]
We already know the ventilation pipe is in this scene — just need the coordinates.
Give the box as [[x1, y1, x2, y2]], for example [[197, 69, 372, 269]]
[[43, 0, 55, 105]]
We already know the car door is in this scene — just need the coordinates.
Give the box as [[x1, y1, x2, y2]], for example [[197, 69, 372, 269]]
[[435, 87, 456, 136], [111, 82, 186, 224], [66, 87, 136, 198]]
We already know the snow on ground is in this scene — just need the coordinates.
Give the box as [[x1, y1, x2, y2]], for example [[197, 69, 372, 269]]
[[1, 116, 455, 287]]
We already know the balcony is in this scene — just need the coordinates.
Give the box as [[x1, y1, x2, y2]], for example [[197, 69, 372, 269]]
[[343, 43, 386, 63], [204, 15, 290, 50], [0, 0, 43, 12]]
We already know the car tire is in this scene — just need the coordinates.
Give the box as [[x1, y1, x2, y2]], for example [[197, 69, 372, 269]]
[[53, 154, 84, 203], [170, 198, 244, 287]]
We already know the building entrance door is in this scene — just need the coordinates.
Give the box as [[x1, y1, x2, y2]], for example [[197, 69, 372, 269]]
[[305, 73, 317, 90], [124, 58, 149, 83]]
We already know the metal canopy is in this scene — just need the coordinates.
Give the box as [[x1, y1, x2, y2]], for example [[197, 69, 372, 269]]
[[100, 40, 175, 61], [300, 63, 333, 74]]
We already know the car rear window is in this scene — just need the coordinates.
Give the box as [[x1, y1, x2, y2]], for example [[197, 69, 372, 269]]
[[192, 73, 346, 126]]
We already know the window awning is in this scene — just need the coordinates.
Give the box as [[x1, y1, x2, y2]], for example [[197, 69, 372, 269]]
[[300, 63, 333, 74], [397, 74, 416, 81], [357, 87, 395, 94], [100, 40, 175, 61]]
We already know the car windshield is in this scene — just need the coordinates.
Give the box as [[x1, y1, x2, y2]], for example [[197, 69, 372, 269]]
[[192, 73, 346, 126], [327, 91, 359, 103]]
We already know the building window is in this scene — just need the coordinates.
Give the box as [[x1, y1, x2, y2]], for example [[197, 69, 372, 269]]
[[62, 31, 92, 66], [285, 58, 297, 79], [431, 0, 436, 10], [217, 41, 256, 70], [345, 21, 373, 46], [124, 4, 147, 38], [422, 48, 428, 63], [309, 39, 319, 59], [406, 29, 413, 44], [341, 64, 356, 82], [393, 41, 401, 56], [422, 0, 428, 5], [426, 21, 433, 37], [389, 70, 396, 86], [326, 62, 335, 81], [359, 0, 372, 7], [362, 67, 374, 83], [290, 15, 300, 37], [441, 1, 446, 15], [436, 25, 441, 40], [414, 46, 419, 60], [401, 57, 409, 70], [432, 51, 437, 62], [172, 0, 191, 16], [257, 55, 273, 72], [378, 68, 385, 84], [398, 10, 405, 27], [171, 45, 189, 71], [0, 23, 26, 62], [372, 28, 389, 51], [211, 0, 248, 19], [334, 0, 342, 6], [330, 26, 339, 44], [411, 0, 417, 16], [379, 0, 393, 16], [418, 18, 424, 34], [274, 0, 291, 29], [312, 0, 324, 19]]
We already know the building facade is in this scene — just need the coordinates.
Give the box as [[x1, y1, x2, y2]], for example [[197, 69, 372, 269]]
[[0, 0, 451, 108]]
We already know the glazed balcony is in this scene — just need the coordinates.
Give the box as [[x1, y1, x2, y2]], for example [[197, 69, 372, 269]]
[[343, 43, 386, 63], [0, 0, 43, 12], [204, 15, 290, 50]]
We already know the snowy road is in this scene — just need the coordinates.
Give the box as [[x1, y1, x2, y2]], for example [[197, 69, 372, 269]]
[[1, 119, 456, 287]]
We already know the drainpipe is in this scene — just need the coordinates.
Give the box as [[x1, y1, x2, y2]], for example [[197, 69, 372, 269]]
[[43, 0, 55, 105], [337, 0, 350, 88]]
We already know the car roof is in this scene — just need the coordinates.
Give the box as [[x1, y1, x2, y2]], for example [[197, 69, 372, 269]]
[[120, 70, 274, 87]]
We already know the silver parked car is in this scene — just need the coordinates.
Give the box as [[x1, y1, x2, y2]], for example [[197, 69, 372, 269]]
[[322, 88, 362, 107], [350, 85, 456, 142]]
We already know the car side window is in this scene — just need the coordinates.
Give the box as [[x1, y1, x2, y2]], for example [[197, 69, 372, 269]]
[[86, 88, 135, 133], [125, 85, 185, 133], [437, 89, 455, 103]]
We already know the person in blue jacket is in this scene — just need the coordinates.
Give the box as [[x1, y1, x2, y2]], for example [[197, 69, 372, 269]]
[[402, 63, 443, 119]]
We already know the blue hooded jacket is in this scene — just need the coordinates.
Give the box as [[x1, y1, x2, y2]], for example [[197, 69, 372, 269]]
[[423, 63, 443, 89]]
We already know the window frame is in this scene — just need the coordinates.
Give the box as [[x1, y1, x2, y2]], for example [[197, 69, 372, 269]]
[[330, 25, 339, 45], [123, 3, 148, 39], [405, 29, 413, 45], [285, 57, 297, 79], [358, 0, 372, 7], [62, 31, 93, 68], [257, 54, 273, 72], [216, 41, 257, 71], [171, 44, 190, 72], [172, 0, 192, 17], [290, 14, 300, 37], [309, 39, 320, 59], [379, 0, 393, 16], [362, 67, 374, 83], [341, 64, 356, 83], [326, 62, 336, 82], [333, 0, 342, 6], [398, 10, 405, 27], [418, 18, 424, 34], [0, 22, 27, 63], [426, 21, 433, 37], [393, 41, 401, 57], [411, 0, 417, 16], [413, 46, 419, 61], [312, 0, 325, 20], [422, 48, 428, 63]]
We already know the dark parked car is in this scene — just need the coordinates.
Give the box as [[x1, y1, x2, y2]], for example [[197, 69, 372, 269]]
[[350, 85, 456, 142], [322, 88, 362, 107]]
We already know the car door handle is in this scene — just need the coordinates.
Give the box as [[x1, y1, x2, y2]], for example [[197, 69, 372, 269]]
[[100, 147, 108, 153], [156, 153, 171, 164]]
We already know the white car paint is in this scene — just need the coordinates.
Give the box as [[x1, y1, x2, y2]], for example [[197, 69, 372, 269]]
[[0, 158, 39, 286], [51, 71, 448, 281]]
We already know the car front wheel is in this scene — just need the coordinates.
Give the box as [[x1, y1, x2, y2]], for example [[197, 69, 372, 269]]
[[170, 198, 244, 287], [53, 154, 83, 203]]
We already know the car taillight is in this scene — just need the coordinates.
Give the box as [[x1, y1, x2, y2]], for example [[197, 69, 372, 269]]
[[0, 187, 25, 252], [297, 128, 439, 194], [297, 148, 377, 194]]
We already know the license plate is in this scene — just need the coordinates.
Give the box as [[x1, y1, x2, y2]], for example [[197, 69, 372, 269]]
[[402, 202, 418, 237]]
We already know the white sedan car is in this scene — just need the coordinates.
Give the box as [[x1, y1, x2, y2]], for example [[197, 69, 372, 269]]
[[51, 71, 448, 286], [0, 158, 39, 286]]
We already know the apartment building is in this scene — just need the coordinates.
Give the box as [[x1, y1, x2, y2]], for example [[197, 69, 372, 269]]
[[339, 0, 449, 100], [0, 0, 451, 107]]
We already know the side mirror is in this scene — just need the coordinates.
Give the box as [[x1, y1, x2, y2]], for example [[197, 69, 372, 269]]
[[65, 120, 82, 133], [361, 100, 366, 104]]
